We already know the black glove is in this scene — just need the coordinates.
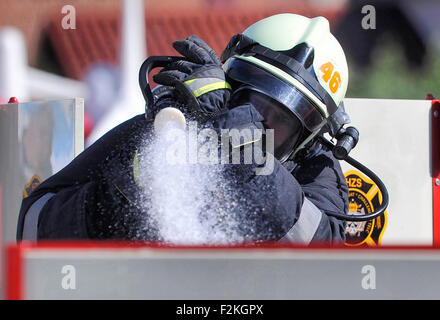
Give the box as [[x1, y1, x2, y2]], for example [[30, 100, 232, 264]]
[[153, 35, 231, 122]]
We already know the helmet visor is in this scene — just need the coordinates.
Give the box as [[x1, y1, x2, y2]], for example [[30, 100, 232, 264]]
[[232, 89, 305, 162], [226, 57, 326, 133]]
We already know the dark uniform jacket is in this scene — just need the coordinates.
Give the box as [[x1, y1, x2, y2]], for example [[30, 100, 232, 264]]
[[17, 101, 348, 244]]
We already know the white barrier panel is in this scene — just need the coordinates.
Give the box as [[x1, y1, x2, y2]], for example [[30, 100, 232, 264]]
[[6, 243, 440, 300], [0, 99, 84, 297], [341, 98, 437, 246]]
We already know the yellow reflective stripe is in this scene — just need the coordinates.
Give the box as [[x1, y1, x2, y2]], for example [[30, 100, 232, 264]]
[[184, 78, 231, 98], [184, 79, 197, 85], [133, 150, 141, 188], [192, 81, 231, 97]]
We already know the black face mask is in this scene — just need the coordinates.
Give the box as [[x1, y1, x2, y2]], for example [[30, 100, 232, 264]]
[[226, 58, 327, 162], [231, 89, 306, 162]]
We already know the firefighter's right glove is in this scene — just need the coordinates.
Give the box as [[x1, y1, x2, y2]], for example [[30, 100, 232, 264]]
[[153, 35, 232, 123]]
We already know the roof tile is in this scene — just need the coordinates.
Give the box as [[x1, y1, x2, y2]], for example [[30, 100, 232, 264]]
[[0, 0, 344, 80]]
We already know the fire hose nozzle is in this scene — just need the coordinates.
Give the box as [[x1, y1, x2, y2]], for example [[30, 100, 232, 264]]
[[153, 107, 186, 132]]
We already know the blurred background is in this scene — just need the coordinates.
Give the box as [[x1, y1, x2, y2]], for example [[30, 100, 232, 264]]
[[0, 0, 439, 142]]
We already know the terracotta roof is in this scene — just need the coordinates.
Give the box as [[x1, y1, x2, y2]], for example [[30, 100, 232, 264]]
[[0, 0, 119, 65], [0, 0, 346, 80], [43, 1, 345, 80]]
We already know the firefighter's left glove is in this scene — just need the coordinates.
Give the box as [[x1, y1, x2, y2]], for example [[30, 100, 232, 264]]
[[153, 35, 232, 123]]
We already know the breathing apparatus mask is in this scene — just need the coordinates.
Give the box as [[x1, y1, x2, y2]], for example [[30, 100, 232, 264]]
[[224, 56, 328, 162]]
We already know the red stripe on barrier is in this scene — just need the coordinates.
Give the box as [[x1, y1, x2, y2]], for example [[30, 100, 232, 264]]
[[9, 240, 440, 252], [432, 100, 440, 245], [5, 244, 24, 300], [7, 240, 440, 299], [0, 184, 2, 251], [0, 184, 2, 290], [0, 184, 2, 242]]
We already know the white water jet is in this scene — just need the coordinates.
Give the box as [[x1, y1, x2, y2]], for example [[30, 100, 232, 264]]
[[136, 107, 242, 245]]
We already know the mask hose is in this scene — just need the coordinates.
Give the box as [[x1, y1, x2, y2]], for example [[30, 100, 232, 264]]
[[317, 135, 390, 222]]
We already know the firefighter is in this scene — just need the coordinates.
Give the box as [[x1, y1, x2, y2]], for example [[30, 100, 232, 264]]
[[17, 13, 349, 244]]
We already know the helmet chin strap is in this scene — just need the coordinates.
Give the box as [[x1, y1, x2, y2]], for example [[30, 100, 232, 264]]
[[286, 101, 352, 162]]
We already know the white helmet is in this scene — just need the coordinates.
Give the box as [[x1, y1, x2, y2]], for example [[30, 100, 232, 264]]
[[221, 13, 349, 162]]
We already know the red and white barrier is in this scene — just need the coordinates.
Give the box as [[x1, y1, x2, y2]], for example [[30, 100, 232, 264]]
[[6, 242, 440, 300]]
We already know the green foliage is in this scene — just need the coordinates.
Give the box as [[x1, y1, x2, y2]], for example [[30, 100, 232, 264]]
[[346, 40, 440, 100]]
